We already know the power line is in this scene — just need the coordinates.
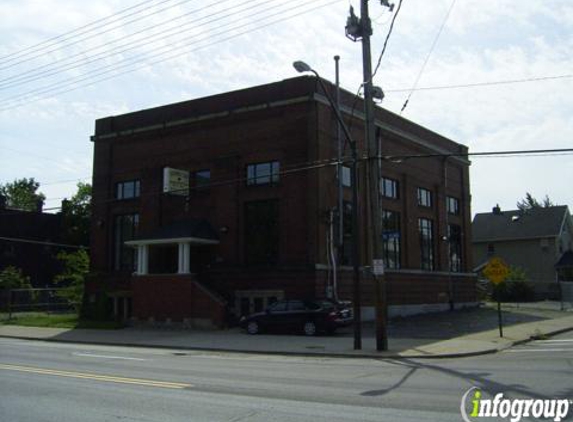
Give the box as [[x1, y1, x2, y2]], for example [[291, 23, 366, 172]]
[[0, 236, 88, 250], [400, 0, 457, 114], [0, 0, 239, 90], [371, 0, 403, 82], [35, 147, 573, 209], [387, 74, 573, 93], [0, 0, 342, 111], [0, 0, 197, 70]]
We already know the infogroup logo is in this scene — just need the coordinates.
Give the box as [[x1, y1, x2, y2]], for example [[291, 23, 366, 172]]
[[460, 387, 571, 422]]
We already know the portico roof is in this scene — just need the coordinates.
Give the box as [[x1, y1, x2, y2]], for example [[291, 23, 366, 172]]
[[125, 219, 220, 246]]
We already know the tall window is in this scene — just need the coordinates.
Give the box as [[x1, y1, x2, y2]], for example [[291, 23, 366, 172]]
[[418, 218, 434, 270], [447, 196, 460, 215], [244, 200, 279, 264], [116, 180, 140, 200], [381, 177, 399, 199], [448, 224, 462, 272], [114, 214, 139, 271], [382, 210, 401, 269], [341, 166, 351, 188], [193, 169, 211, 190], [246, 161, 280, 186], [417, 187, 432, 207]]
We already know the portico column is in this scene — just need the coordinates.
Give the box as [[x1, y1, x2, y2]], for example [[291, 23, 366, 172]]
[[137, 244, 149, 275], [178, 242, 191, 274]]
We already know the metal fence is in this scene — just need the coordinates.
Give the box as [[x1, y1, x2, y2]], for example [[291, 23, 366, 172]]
[[0, 288, 77, 318]]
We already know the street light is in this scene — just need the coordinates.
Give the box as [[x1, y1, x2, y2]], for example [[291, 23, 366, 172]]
[[293, 60, 363, 350]]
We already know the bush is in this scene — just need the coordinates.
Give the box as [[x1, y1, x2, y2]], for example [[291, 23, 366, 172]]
[[0, 266, 32, 290], [489, 265, 534, 302]]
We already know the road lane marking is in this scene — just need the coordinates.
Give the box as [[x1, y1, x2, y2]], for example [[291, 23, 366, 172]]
[[532, 339, 573, 343], [0, 364, 192, 389], [504, 349, 573, 353], [72, 352, 147, 361]]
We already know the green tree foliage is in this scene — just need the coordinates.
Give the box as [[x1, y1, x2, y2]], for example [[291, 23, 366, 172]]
[[516, 192, 555, 211], [492, 266, 535, 302], [0, 178, 46, 212], [54, 250, 89, 312], [0, 266, 32, 290], [60, 182, 91, 246]]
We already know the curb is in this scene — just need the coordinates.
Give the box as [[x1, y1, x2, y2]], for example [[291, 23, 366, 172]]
[[1, 325, 572, 360], [0, 333, 501, 360]]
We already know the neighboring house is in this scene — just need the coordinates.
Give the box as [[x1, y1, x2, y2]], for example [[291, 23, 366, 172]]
[[472, 205, 573, 299], [87, 76, 476, 327], [0, 200, 64, 288]]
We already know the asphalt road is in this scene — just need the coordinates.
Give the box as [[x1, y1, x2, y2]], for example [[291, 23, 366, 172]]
[[1, 332, 572, 422]]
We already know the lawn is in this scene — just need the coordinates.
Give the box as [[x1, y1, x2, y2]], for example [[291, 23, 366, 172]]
[[0, 312, 123, 329]]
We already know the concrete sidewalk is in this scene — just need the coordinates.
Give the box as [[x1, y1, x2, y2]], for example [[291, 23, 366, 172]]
[[1, 304, 573, 359]]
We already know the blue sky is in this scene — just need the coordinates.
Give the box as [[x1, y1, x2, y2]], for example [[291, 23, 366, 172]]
[[0, 0, 571, 214]]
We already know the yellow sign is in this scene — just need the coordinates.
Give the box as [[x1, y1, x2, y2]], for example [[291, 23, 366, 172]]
[[483, 257, 509, 285]]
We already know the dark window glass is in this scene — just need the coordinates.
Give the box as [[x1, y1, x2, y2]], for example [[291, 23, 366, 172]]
[[342, 166, 351, 188], [447, 196, 460, 215], [417, 187, 432, 207], [381, 177, 399, 199], [116, 180, 140, 200], [244, 199, 279, 265], [269, 301, 287, 312], [246, 161, 280, 186], [487, 243, 495, 256], [288, 301, 306, 311], [418, 218, 434, 270], [113, 214, 139, 271], [194, 170, 211, 189], [382, 210, 401, 269], [448, 224, 462, 272]]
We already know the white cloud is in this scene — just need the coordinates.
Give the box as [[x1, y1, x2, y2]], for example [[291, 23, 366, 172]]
[[0, 0, 571, 215]]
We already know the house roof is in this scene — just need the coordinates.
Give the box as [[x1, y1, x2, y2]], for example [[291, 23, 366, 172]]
[[555, 250, 573, 269], [472, 205, 569, 243], [126, 219, 220, 246]]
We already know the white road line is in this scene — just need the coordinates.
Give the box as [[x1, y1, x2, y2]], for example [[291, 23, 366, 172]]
[[72, 352, 147, 361], [532, 339, 573, 343], [505, 349, 573, 353]]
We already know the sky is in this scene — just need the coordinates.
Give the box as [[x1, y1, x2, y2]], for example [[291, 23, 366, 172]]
[[0, 0, 571, 216]]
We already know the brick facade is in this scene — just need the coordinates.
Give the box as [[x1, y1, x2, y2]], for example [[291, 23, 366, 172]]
[[88, 76, 476, 325]]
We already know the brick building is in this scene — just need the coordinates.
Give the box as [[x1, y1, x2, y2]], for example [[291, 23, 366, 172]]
[[87, 76, 476, 327]]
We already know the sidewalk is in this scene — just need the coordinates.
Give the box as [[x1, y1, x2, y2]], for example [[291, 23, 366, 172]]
[[1, 303, 573, 359]]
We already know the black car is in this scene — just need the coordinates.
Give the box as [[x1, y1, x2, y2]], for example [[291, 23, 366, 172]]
[[239, 299, 353, 336]]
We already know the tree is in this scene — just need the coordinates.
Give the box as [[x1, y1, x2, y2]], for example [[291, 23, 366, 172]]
[[0, 178, 46, 212], [60, 182, 91, 246], [516, 192, 555, 211], [0, 266, 32, 290], [54, 249, 89, 313]]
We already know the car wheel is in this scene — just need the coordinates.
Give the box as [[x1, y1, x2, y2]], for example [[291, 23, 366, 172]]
[[246, 321, 260, 335], [303, 321, 317, 336]]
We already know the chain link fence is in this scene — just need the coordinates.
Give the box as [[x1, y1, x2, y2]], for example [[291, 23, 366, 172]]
[[0, 288, 77, 319]]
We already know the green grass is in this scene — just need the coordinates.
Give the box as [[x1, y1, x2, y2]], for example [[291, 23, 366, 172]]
[[0, 312, 123, 329]]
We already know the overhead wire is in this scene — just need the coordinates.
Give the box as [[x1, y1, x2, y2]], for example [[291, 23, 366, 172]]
[[0, 0, 166, 62], [0, 0, 238, 89], [0, 0, 198, 71], [35, 147, 573, 210], [400, 0, 457, 114], [0, 0, 342, 111]]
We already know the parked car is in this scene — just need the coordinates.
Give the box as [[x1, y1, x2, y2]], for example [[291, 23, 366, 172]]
[[239, 299, 353, 336]]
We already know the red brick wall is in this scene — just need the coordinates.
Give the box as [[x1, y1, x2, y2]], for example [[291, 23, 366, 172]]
[[132, 275, 225, 326]]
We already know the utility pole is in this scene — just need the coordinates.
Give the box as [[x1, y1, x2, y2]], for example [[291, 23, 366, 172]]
[[346, 0, 391, 351]]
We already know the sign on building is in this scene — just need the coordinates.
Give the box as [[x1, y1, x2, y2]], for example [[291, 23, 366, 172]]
[[163, 167, 189, 196]]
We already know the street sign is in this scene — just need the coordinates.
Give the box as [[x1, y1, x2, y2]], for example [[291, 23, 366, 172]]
[[483, 256, 510, 338], [483, 257, 509, 285], [372, 259, 385, 276]]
